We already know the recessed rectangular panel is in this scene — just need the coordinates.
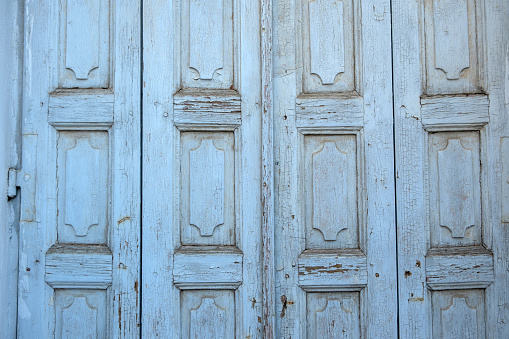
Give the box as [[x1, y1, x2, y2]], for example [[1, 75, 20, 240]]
[[181, 0, 234, 89], [424, 0, 482, 94], [304, 135, 358, 249], [181, 290, 235, 339], [181, 132, 235, 245], [55, 289, 107, 339], [431, 290, 486, 338], [59, 0, 111, 88], [307, 292, 360, 338], [57, 131, 109, 244], [302, 0, 355, 93], [428, 132, 481, 247]]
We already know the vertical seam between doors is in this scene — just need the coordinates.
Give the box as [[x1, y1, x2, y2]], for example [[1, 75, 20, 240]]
[[139, 0, 143, 336], [389, 0, 401, 337]]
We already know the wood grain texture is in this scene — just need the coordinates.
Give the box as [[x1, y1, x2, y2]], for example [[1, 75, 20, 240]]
[[58, 0, 111, 88], [181, 0, 234, 88], [261, 0, 275, 336], [296, 94, 364, 128], [274, 0, 397, 337], [298, 250, 367, 291], [173, 248, 243, 289], [394, 0, 509, 337], [421, 94, 489, 128], [424, 0, 485, 94], [426, 247, 494, 289], [45, 244, 113, 289], [110, 1, 142, 336], [143, 0, 263, 336], [48, 91, 114, 127]]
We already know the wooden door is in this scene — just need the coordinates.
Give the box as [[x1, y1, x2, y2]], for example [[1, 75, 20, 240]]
[[142, 0, 263, 337], [272, 0, 398, 337], [393, 0, 509, 338], [18, 0, 141, 337]]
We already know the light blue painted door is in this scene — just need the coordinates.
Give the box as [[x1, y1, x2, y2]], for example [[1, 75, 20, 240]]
[[18, 0, 141, 337], [141, 0, 263, 337]]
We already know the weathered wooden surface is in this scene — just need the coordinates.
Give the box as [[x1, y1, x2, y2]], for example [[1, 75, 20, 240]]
[[17, 0, 141, 337], [142, 0, 263, 336], [0, 0, 22, 337], [394, 0, 509, 337], [273, 0, 397, 337], [173, 248, 243, 289], [45, 244, 113, 289]]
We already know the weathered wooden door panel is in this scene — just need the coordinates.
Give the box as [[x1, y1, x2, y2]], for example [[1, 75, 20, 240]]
[[18, 0, 141, 337], [142, 0, 263, 337], [273, 0, 398, 337], [393, 0, 509, 337]]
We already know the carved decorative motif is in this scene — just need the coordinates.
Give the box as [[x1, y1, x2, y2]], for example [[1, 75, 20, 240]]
[[309, 0, 345, 85], [55, 290, 106, 339], [181, 132, 235, 245], [190, 298, 227, 338], [312, 142, 348, 240], [189, 0, 224, 79], [433, 0, 470, 79], [305, 135, 358, 249], [429, 132, 481, 247], [181, 291, 235, 339], [65, 138, 102, 237], [189, 139, 225, 236], [60, 0, 110, 88], [58, 132, 109, 244], [307, 293, 360, 338], [437, 138, 475, 238], [441, 297, 478, 338]]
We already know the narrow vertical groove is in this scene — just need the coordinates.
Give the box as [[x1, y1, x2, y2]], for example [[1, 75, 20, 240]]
[[261, 0, 275, 335], [139, 0, 143, 336], [389, 0, 401, 337]]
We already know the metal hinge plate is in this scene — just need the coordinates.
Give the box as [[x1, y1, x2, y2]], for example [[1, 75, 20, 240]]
[[7, 168, 20, 198]]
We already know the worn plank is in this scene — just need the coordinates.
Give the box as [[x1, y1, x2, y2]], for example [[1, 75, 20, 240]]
[[421, 94, 489, 127], [48, 90, 114, 128], [296, 94, 364, 128], [173, 248, 243, 289], [426, 247, 494, 289], [45, 244, 113, 289], [298, 250, 367, 291]]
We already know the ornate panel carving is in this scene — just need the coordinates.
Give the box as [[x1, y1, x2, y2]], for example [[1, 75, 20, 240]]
[[304, 135, 358, 249], [181, 0, 234, 89], [181, 290, 235, 339], [429, 132, 481, 247], [181, 132, 235, 245], [307, 292, 360, 338], [424, 0, 482, 94], [302, 0, 356, 93], [432, 290, 486, 338], [59, 0, 111, 88], [55, 290, 107, 339], [57, 132, 109, 244]]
